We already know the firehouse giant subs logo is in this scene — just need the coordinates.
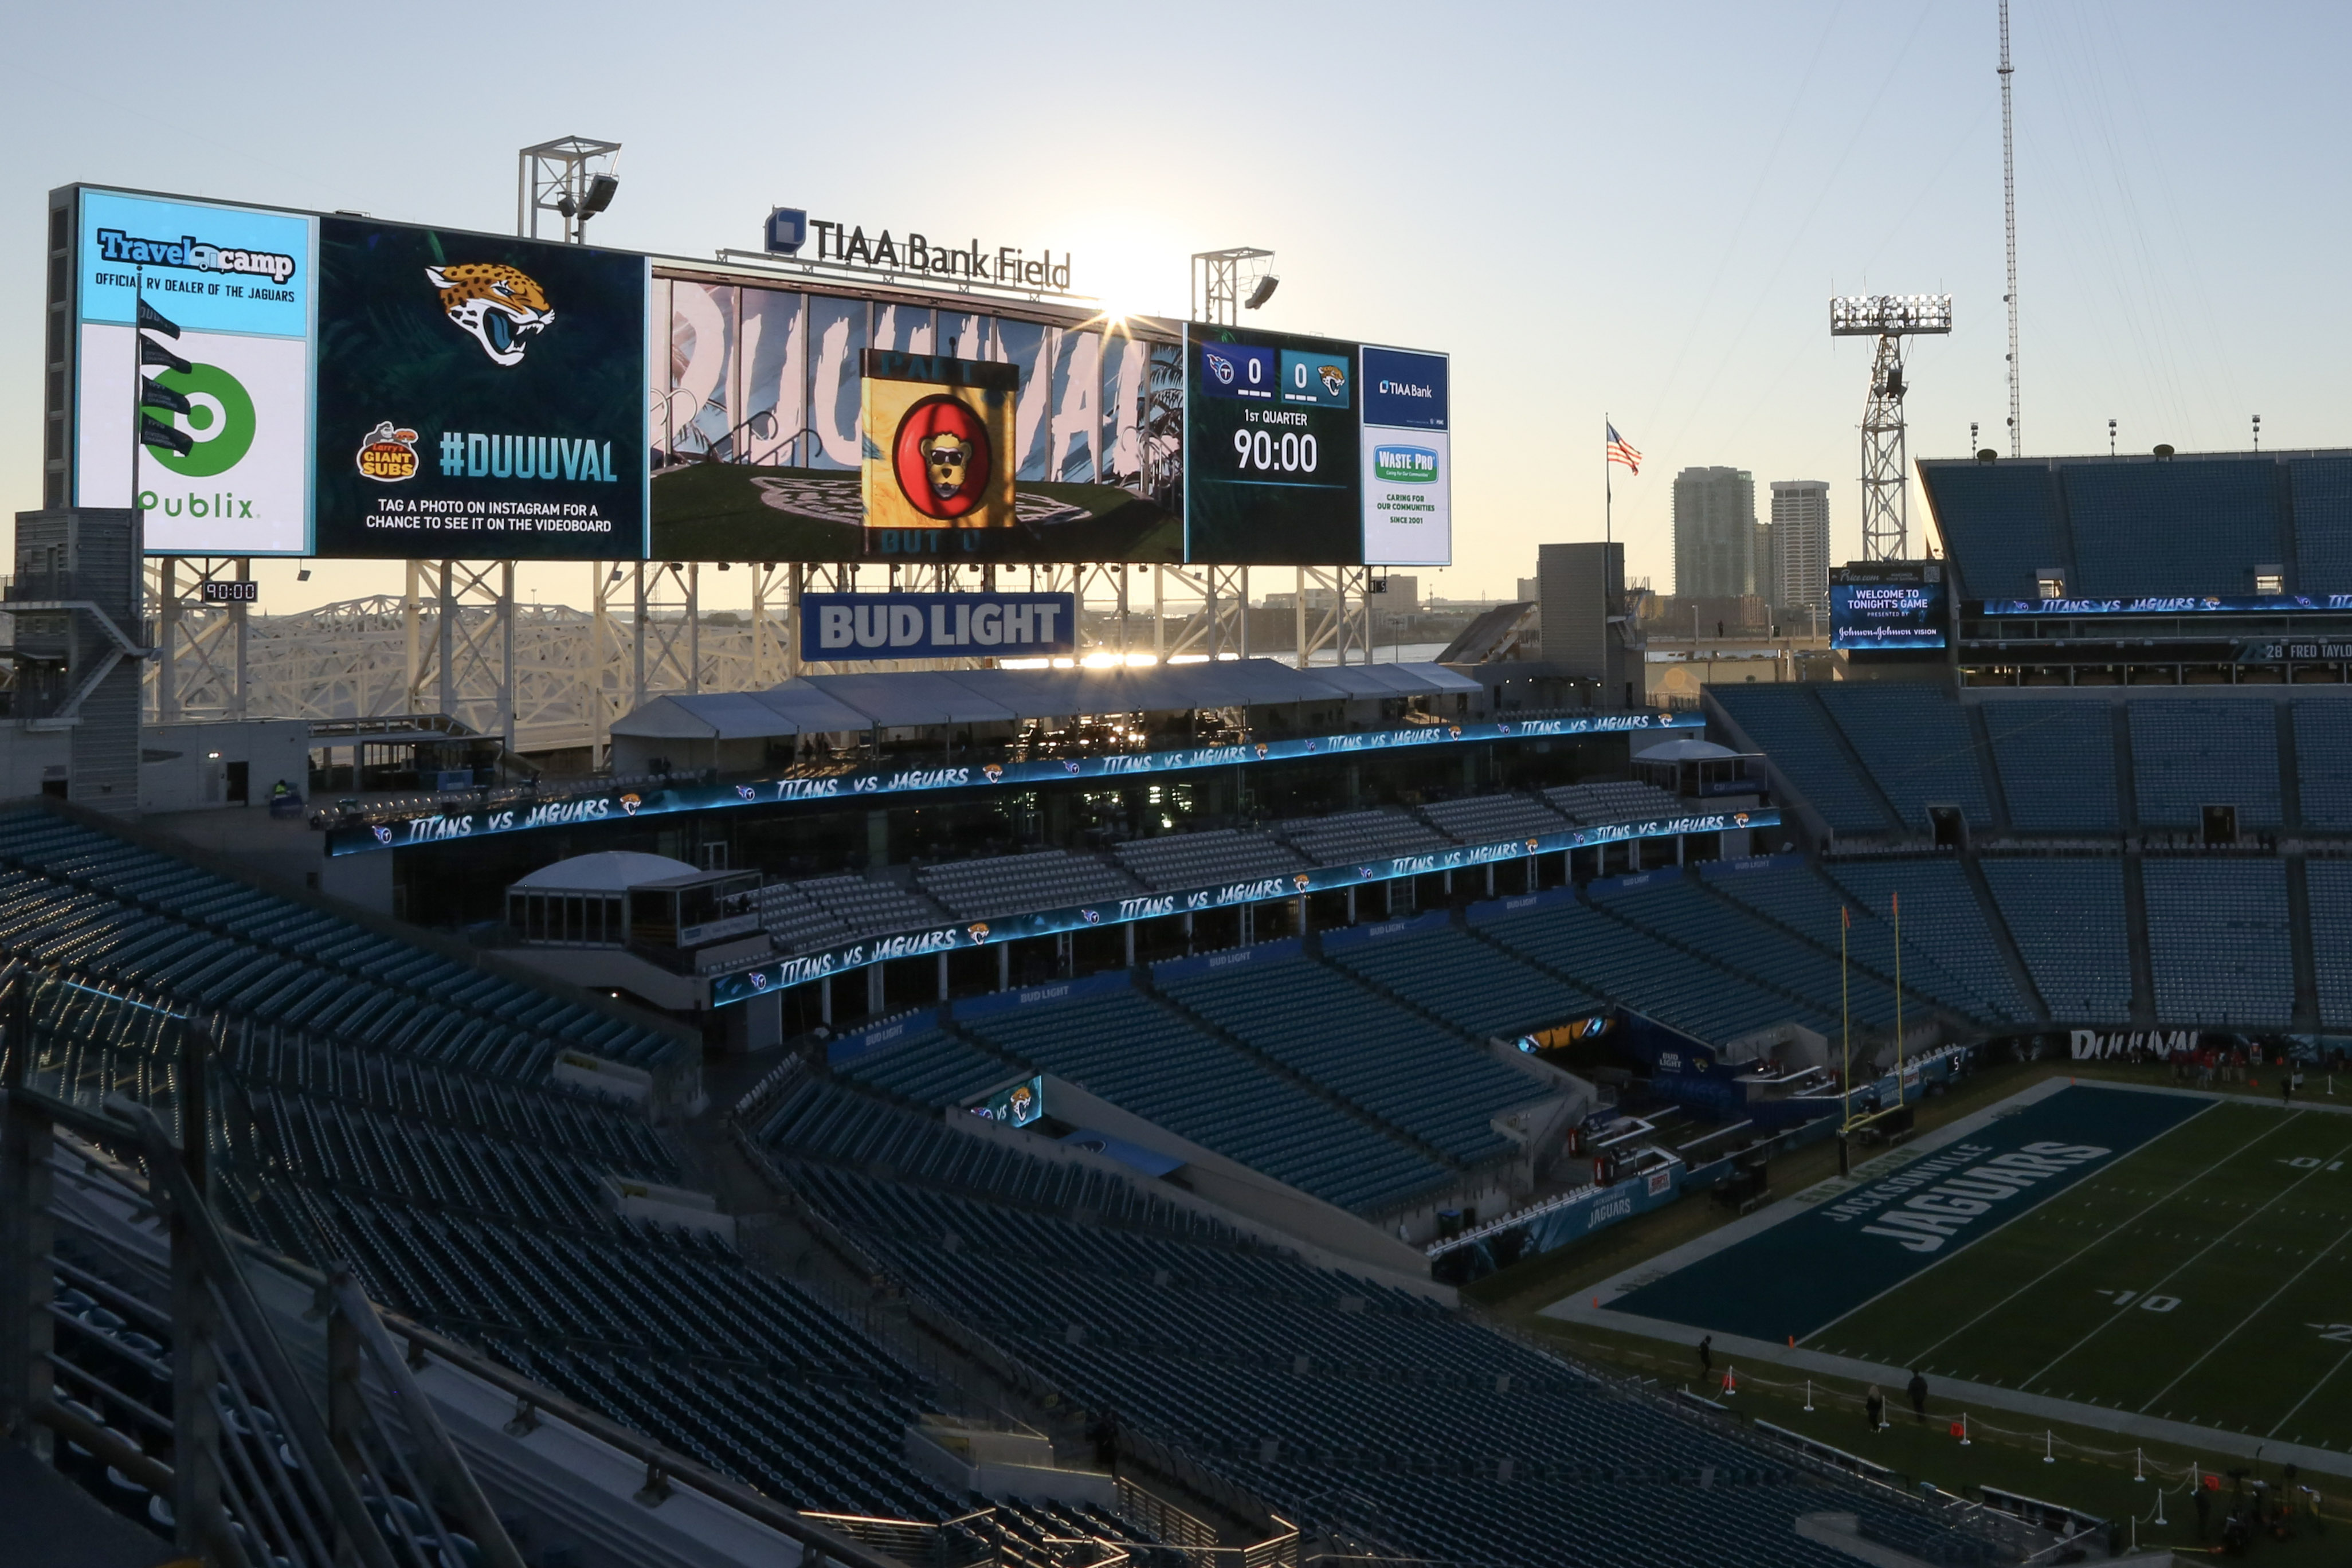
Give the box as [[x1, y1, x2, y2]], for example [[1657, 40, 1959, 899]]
[[892, 395, 994, 520]]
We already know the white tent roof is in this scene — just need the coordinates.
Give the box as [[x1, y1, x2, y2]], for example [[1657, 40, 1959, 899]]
[[510, 852, 697, 893], [1634, 737, 1743, 762]]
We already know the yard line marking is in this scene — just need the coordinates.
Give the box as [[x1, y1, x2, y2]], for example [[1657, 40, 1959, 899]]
[[1895, 1103, 2273, 1366], [2023, 1131, 2352, 1390], [2267, 1334, 2352, 1438], [2139, 1218, 2352, 1414]]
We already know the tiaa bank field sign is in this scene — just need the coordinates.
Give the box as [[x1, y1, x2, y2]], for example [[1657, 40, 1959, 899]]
[[801, 592, 1077, 661]]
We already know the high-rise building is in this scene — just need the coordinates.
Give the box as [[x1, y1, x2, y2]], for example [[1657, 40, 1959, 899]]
[[1672, 467, 1757, 599], [1768, 480, 1831, 618]]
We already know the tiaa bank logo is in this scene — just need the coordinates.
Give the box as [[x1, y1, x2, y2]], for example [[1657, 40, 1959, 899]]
[[1373, 444, 1438, 484]]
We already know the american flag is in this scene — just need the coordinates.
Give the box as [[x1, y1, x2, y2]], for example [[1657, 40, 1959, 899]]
[[1606, 424, 1641, 474]]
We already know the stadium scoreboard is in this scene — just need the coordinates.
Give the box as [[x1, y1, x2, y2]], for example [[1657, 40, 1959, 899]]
[[1183, 324, 1452, 567]]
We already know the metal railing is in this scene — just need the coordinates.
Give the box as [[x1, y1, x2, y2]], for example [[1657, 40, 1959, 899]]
[[3, 1071, 526, 1568]]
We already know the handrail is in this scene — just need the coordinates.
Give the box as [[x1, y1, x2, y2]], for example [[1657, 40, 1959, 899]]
[[114, 1096, 405, 1568], [12, 1077, 910, 1568], [327, 1268, 526, 1568]]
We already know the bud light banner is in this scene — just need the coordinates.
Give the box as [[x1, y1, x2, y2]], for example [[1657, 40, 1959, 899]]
[[309, 215, 648, 559], [799, 592, 1077, 661]]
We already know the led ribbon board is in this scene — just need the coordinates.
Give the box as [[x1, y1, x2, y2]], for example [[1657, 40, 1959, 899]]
[[324, 710, 1706, 856], [710, 806, 1781, 1005]]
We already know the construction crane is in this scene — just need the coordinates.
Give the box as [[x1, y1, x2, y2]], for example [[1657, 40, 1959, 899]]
[[1831, 294, 1953, 561]]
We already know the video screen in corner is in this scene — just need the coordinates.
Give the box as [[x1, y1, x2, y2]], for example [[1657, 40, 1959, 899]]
[[1831, 566, 1949, 652]]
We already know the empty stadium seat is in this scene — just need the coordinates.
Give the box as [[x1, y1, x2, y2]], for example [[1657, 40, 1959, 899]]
[[2128, 700, 2282, 830], [2141, 859, 2293, 1028], [1981, 699, 2119, 833], [1814, 684, 1996, 830], [1708, 686, 1895, 837], [1979, 857, 2134, 1020]]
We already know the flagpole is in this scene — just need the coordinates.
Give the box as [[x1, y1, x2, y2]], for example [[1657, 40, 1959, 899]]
[[1602, 413, 1612, 711]]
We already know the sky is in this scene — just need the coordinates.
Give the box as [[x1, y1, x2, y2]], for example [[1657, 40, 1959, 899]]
[[3, 0, 2342, 613]]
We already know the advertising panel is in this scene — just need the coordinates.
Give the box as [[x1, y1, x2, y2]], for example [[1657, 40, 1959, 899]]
[[969, 1076, 1045, 1128], [311, 218, 648, 559], [1360, 346, 1451, 566], [1183, 323, 1362, 565], [859, 351, 1018, 548], [1831, 563, 1948, 651], [799, 592, 1076, 661], [73, 189, 316, 554], [648, 281, 1181, 564], [709, 803, 1779, 1005], [324, 708, 1707, 857]]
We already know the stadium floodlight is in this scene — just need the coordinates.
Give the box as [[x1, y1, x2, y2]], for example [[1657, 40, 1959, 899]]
[[518, 136, 622, 243], [1191, 248, 1275, 326], [1830, 293, 1954, 560]]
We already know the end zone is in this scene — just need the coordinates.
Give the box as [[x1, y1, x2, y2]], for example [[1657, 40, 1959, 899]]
[[1545, 1080, 2210, 1344]]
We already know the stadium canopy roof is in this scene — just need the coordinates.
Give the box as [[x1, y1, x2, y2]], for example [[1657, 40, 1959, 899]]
[[609, 658, 1476, 743], [511, 851, 697, 893], [607, 687, 872, 740], [1634, 737, 1745, 762]]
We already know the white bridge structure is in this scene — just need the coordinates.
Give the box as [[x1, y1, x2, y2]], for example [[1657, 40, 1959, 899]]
[[140, 558, 1382, 762]]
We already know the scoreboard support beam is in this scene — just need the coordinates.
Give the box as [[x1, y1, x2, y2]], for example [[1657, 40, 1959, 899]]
[[144, 557, 251, 727]]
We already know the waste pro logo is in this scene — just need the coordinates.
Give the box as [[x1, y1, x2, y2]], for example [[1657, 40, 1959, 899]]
[[145, 363, 257, 479], [1373, 445, 1439, 484], [356, 422, 420, 481]]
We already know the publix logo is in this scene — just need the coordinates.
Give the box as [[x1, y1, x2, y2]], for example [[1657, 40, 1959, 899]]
[[1373, 444, 1438, 484], [143, 363, 257, 480]]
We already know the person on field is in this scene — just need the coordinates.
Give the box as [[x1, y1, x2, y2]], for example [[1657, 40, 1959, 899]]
[[1865, 1386, 1885, 1431], [1698, 1335, 1713, 1377], [1907, 1369, 1928, 1422], [2194, 1484, 2211, 1540]]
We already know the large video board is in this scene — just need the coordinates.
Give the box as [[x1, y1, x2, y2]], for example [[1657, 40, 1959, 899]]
[[1830, 562, 1949, 651], [1182, 325, 1451, 567], [62, 184, 649, 559]]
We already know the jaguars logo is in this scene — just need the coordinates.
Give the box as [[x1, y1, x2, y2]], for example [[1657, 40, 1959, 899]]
[[968, 923, 991, 944], [981, 763, 1005, 783], [618, 792, 642, 816], [1318, 363, 1347, 398], [426, 263, 555, 366]]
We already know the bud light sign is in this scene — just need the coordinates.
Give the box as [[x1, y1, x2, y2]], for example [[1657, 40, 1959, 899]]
[[801, 592, 1077, 661]]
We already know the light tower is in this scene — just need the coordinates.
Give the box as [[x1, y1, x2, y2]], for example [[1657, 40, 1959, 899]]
[[1830, 293, 1953, 560], [518, 136, 621, 243], [1190, 248, 1277, 324]]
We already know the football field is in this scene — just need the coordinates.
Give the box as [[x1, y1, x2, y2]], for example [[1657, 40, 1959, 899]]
[[1594, 1084, 2352, 1455]]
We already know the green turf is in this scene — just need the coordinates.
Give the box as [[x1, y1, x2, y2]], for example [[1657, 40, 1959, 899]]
[[1812, 1099, 2352, 1455]]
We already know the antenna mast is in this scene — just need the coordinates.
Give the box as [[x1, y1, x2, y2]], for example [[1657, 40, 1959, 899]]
[[2000, 0, 2021, 457]]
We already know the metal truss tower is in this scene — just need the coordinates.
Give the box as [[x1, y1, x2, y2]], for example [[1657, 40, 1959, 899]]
[[1189, 248, 1276, 326], [1831, 294, 1953, 560]]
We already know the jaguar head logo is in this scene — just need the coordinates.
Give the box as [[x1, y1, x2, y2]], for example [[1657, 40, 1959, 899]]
[[982, 763, 1004, 783], [426, 263, 555, 366], [1254, 743, 1269, 759], [968, 923, 990, 943], [1318, 363, 1347, 397], [619, 792, 642, 816], [1293, 873, 1312, 891]]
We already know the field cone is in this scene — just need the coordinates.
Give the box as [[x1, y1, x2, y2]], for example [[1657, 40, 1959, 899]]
[[1722, 1367, 1737, 1397]]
